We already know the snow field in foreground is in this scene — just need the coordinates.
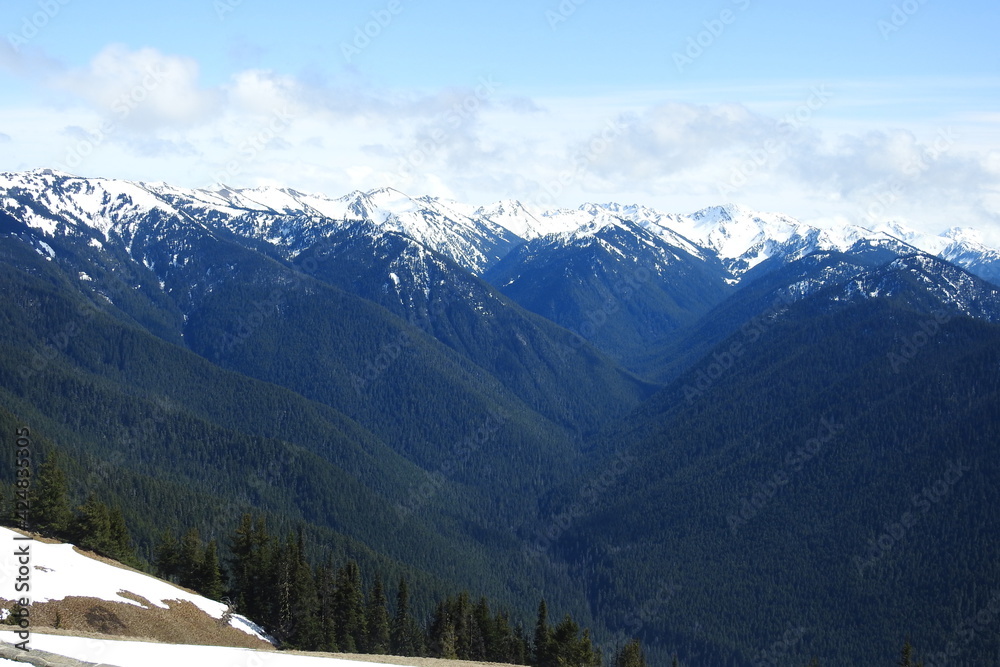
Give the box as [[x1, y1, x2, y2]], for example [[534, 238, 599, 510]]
[[0, 527, 266, 641], [0, 632, 407, 667]]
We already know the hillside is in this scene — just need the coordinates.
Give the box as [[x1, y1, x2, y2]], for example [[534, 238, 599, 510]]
[[0, 526, 269, 648], [533, 293, 1000, 665]]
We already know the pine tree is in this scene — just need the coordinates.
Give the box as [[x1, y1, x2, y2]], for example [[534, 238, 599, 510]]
[[287, 530, 320, 649], [493, 610, 517, 664], [272, 532, 295, 644], [178, 527, 204, 590], [73, 494, 113, 556], [198, 540, 224, 600], [365, 574, 391, 655], [390, 578, 420, 657], [316, 560, 339, 652], [452, 592, 473, 659], [575, 628, 601, 667], [471, 596, 493, 661], [154, 529, 179, 581], [107, 505, 136, 565], [613, 639, 646, 667], [229, 514, 272, 625], [533, 599, 554, 667], [334, 560, 366, 652], [31, 453, 72, 538], [429, 599, 459, 659], [898, 638, 923, 667], [899, 638, 912, 667]]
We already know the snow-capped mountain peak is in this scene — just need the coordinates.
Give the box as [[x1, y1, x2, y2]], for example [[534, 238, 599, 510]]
[[2, 169, 1000, 285]]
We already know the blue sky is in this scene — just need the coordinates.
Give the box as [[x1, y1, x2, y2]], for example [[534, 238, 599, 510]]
[[1, 0, 999, 241]]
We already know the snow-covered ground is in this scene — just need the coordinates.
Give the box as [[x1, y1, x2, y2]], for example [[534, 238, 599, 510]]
[[0, 631, 407, 667], [0, 527, 266, 640]]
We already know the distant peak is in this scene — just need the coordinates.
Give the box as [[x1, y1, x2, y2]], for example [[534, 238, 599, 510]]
[[28, 167, 77, 179]]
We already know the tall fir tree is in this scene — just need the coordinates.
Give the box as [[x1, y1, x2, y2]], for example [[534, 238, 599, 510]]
[[452, 592, 473, 660], [31, 453, 72, 538], [333, 560, 366, 653], [316, 560, 339, 653], [898, 638, 923, 667], [471, 596, 493, 661], [533, 599, 554, 667], [107, 505, 136, 565], [228, 514, 273, 625], [197, 539, 224, 601], [365, 574, 391, 655], [72, 494, 112, 556], [613, 639, 646, 667], [178, 527, 204, 590], [390, 578, 421, 657], [287, 530, 320, 649], [154, 529, 180, 581]]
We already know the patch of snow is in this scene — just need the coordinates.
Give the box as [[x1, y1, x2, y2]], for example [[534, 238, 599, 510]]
[[0, 631, 419, 667], [0, 527, 265, 641]]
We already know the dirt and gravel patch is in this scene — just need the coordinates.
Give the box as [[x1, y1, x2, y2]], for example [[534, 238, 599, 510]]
[[0, 597, 272, 651], [283, 651, 520, 667]]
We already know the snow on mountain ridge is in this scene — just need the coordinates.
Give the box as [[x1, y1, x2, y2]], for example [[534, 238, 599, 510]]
[[2, 170, 999, 285]]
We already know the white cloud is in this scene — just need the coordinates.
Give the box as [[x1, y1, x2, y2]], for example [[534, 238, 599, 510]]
[[1, 43, 998, 243], [51, 45, 220, 129]]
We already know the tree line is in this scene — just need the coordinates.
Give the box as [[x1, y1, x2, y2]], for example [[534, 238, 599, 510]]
[[171, 512, 626, 666], [6, 450, 929, 666], [12, 453, 138, 566], [10, 451, 642, 665]]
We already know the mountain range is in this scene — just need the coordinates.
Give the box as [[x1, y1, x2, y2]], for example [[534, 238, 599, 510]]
[[1, 168, 999, 666]]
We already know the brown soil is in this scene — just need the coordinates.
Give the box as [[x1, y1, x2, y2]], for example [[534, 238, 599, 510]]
[[3, 529, 271, 651], [0, 596, 272, 650], [284, 651, 520, 667]]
